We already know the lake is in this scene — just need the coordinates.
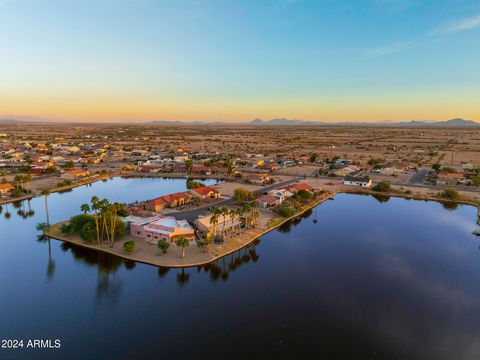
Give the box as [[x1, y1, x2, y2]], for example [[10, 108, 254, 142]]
[[1, 178, 479, 360]]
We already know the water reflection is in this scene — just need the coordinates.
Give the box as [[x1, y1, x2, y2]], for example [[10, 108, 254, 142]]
[[55, 236, 262, 286], [198, 240, 260, 282], [36, 235, 56, 280], [2, 178, 480, 360], [176, 268, 190, 286], [124, 260, 136, 270], [372, 194, 391, 203], [277, 209, 313, 233], [59, 243, 124, 305], [442, 201, 459, 211], [157, 266, 170, 278], [61, 242, 124, 274]]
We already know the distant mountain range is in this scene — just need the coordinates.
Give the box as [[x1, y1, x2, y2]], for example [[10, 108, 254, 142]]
[[249, 118, 480, 127], [0, 116, 57, 123], [1, 115, 478, 127]]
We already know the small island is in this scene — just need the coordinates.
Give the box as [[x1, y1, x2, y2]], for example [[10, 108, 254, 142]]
[[44, 181, 335, 267]]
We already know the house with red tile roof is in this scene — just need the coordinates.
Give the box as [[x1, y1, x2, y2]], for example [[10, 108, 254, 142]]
[[144, 198, 167, 212], [0, 183, 14, 196], [256, 194, 280, 208], [244, 173, 270, 184], [61, 169, 90, 179], [437, 172, 465, 185], [281, 182, 312, 193], [159, 191, 193, 208], [191, 186, 220, 199]]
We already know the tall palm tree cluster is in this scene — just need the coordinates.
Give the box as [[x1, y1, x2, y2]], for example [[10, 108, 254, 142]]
[[208, 201, 260, 241], [13, 174, 32, 193], [80, 196, 126, 247]]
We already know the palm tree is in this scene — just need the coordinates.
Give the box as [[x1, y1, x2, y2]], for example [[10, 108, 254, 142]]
[[235, 208, 244, 233], [175, 236, 190, 258], [107, 202, 122, 247], [90, 196, 101, 245], [220, 206, 229, 239], [23, 174, 32, 192], [242, 203, 251, 229], [250, 201, 259, 228], [41, 189, 51, 226], [80, 203, 90, 214], [185, 159, 193, 173], [13, 175, 22, 190], [209, 206, 221, 240], [226, 159, 234, 177], [228, 209, 238, 236]]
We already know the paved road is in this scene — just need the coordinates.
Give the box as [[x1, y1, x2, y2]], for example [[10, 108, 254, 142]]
[[171, 178, 299, 222]]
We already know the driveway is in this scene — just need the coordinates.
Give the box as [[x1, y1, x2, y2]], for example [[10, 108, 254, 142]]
[[407, 168, 429, 185]]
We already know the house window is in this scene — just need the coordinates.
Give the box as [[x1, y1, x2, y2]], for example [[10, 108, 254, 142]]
[[147, 234, 151, 237], [137, 231, 141, 235]]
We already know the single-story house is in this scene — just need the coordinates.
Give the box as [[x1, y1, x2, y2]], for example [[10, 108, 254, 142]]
[[159, 191, 193, 208], [191, 165, 211, 175], [342, 176, 372, 187], [268, 189, 293, 203], [244, 173, 270, 184], [281, 182, 313, 193], [144, 197, 167, 212], [257, 194, 280, 208], [191, 186, 221, 199], [61, 169, 90, 179], [0, 183, 14, 196], [130, 216, 195, 243], [436, 172, 464, 185]]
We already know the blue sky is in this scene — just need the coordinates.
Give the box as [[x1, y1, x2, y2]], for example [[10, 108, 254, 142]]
[[0, 0, 479, 122]]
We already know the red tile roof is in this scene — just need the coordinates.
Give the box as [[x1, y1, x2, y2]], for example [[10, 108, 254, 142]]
[[159, 191, 192, 204], [257, 194, 278, 205], [0, 183, 14, 191], [437, 172, 464, 179], [193, 186, 218, 196]]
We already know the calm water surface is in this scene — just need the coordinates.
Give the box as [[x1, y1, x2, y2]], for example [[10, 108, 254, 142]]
[[1, 178, 479, 360]]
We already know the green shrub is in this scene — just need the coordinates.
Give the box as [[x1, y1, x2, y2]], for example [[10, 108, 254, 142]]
[[123, 240, 136, 254], [368, 158, 382, 166], [233, 188, 254, 202], [441, 167, 456, 174], [80, 222, 96, 243], [294, 189, 313, 202], [438, 188, 460, 200], [277, 207, 296, 217], [373, 181, 391, 192], [60, 223, 72, 234], [157, 239, 170, 254], [69, 214, 95, 233], [186, 179, 205, 189]]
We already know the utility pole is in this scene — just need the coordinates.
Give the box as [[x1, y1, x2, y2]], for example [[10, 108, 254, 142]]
[[329, 145, 335, 161]]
